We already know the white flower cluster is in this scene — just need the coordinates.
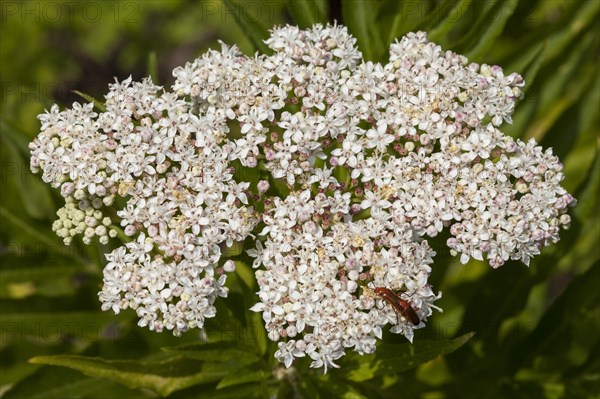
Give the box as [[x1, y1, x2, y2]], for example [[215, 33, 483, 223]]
[[30, 76, 257, 334], [249, 190, 439, 371], [30, 24, 574, 367]]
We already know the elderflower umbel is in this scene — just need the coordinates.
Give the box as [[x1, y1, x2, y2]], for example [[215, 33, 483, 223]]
[[249, 190, 439, 371], [30, 23, 574, 369]]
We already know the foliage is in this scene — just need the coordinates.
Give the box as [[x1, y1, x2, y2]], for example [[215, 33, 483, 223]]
[[1, 0, 598, 398]]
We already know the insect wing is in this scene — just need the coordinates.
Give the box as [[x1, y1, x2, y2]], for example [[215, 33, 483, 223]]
[[374, 287, 420, 326]]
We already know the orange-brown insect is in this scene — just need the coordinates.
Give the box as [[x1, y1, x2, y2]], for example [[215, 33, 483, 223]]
[[374, 287, 420, 325]]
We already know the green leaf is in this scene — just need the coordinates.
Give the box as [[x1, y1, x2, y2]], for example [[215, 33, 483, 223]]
[[1, 311, 131, 345], [465, 0, 518, 61], [162, 341, 260, 365], [522, 33, 595, 141], [72, 91, 107, 112], [216, 362, 265, 389], [540, 0, 600, 64], [248, 311, 268, 356], [181, 382, 265, 399], [341, 0, 385, 61], [0, 206, 59, 246], [234, 261, 256, 290], [458, 260, 540, 350], [4, 366, 151, 399], [221, 241, 245, 257], [232, 159, 261, 185], [378, 0, 428, 46], [343, 332, 474, 381], [222, 0, 271, 54], [333, 166, 350, 188], [579, 74, 600, 137], [286, 0, 328, 28], [427, 0, 474, 45], [572, 150, 599, 225], [147, 51, 159, 84], [315, 374, 368, 399], [1, 146, 54, 220], [29, 355, 226, 397], [0, 205, 91, 269], [0, 118, 33, 153], [508, 261, 600, 372], [447, 0, 504, 54], [1, 120, 55, 220], [0, 266, 86, 298], [518, 43, 546, 91], [271, 176, 291, 198]]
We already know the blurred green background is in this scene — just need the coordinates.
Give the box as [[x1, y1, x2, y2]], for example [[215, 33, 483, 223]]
[[1, 0, 598, 398]]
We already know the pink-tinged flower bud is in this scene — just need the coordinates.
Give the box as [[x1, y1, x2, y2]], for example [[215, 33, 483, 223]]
[[223, 260, 236, 272], [246, 156, 258, 167], [257, 180, 270, 194], [124, 225, 137, 236]]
